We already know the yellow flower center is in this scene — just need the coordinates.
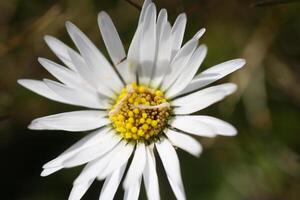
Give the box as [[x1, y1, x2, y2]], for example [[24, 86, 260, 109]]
[[109, 83, 171, 143]]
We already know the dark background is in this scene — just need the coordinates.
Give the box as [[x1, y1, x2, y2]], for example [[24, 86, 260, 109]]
[[1, 0, 300, 199]]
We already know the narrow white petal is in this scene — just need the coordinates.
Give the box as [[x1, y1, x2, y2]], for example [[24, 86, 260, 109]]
[[123, 143, 146, 188], [127, 0, 152, 83], [68, 49, 115, 99], [165, 129, 202, 157], [156, 9, 168, 39], [151, 20, 172, 88], [97, 12, 134, 84], [138, 0, 152, 24], [44, 35, 78, 71], [193, 28, 206, 40], [98, 11, 126, 66], [123, 177, 142, 200], [99, 164, 127, 200], [38, 58, 82, 89], [98, 141, 134, 180], [43, 127, 111, 169], [156, 138, 182, 184], [68, 179, 94, 200], [183, 116, 237, 136], [41, 166, 62, 177], [139, 3, 157, 85], [117, 60, 136, 85], [180, 59, 246, 95], [28, 110, 109, 131], [44, 79, 108, 109], [66, 21, 123, 93], [150, 8, 167, 82], [161, 39, 198, 91], [18, 79, 69, 104], [166, 45, 207, 98], [195, 59, 246, 78], [156, 138, 186, 200], [63, 132, 121, 168], [172, 83, 237, 114], [127, 25, 141, 83], [167, 177, 186, 200], [170, 116, 215, 137], [171, 13, 187, 58], [74, 138, 124, 184], [143, 146, 160, 200]]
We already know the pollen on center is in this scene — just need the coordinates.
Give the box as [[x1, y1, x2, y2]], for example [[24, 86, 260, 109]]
[[109, 83, 171, 142]]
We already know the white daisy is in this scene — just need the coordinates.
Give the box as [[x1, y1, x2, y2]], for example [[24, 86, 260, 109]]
[[18, 0, 245, 199]]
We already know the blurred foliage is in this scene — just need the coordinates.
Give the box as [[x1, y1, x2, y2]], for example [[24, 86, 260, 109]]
[[1, 0, 300, 199], [252, 0, 300, 7]]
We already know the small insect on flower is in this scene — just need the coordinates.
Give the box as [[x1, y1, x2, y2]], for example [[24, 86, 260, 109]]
[[18, 0, 246, 199]]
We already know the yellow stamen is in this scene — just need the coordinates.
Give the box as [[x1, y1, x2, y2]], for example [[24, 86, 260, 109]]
[[109, 83, 171, 142]]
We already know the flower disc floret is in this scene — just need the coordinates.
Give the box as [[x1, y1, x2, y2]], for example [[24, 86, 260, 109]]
[[109, 83, 171, 142]]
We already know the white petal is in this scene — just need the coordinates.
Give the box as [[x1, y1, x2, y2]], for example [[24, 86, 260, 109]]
[[156, 138, 186, 200], [123, 177, 142, 200], [18, 79, 69, 104], [38, 58, 82, 89], [28, 110, 109, 131], [180, 59, 245, 95], [183, 116, 237, 136], [63, 131, 121, 168], [66, 21, 123, 93], [127, 25, 141, 83], [156, 138, 182, 184], [169, 116, 215, 137], [165, 129, 202, 157], [98, 141, 134, 180], [166, 44, 207, 98], [195, 59, 245, 79], [74, 138, 124, 184], [150, 8, 167, 83], [156, 9, 168, 39], [123, 143, 146, 188], [98, 12, 133, 85], [99, 164, 127, 200], [161, 39, 198, 91], [171, 13, 187, 58], [68, 179, 94, 200], [44, 35, 78, 72], [143, 145, 160, 200], [41, 166, 63, 177], [172, 83, 237, 114], [193, 28, 206, 40], [42, 127, 111, 169], [98, 11, 126, 66], [44, 79, 108, 109], [151, 19, 172, 88], [167, 177, 186, 200], [138, 0, 152, 24], [127, 0, 152, 83], [139, 3, 157, 85], [117, 60, 136, 85], [67, 49, 115, 99]]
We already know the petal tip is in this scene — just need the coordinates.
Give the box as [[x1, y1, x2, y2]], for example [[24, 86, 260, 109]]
[[40, 170, 48, 177], [98, 11, 107, 18], [28, 121, 38, 130], [17, 79, 26, 86]]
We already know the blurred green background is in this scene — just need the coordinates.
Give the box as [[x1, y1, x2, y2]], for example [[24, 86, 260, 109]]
[[1, 0, 300, 199]]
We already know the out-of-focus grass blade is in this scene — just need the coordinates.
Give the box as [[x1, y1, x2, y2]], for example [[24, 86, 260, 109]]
[[124, 0, 142, 10], [252, 0, 300, 7]]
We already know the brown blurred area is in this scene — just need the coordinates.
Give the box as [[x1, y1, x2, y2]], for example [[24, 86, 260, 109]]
[[1, 0, 300, 199]]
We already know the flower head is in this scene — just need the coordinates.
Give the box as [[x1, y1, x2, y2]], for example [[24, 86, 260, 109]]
[[18, 0, 245, 199]]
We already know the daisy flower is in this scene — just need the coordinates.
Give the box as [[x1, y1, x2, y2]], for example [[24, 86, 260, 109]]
[[18, 0, 245, 199]]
